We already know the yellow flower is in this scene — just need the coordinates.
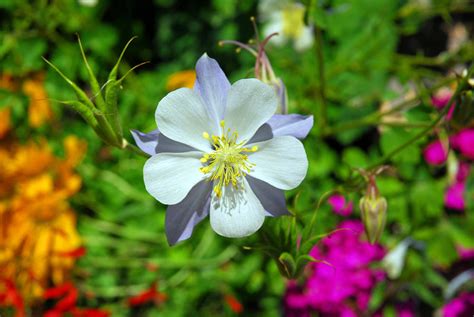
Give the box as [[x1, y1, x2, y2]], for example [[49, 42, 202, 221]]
[[22, 73, 53, 128], [166, 70, 196, 91], [0, 136, 86, 302]]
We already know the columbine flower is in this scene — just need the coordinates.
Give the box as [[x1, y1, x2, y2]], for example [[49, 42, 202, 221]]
[[259, 0, 313, 51], [132, 54, 312, 245]]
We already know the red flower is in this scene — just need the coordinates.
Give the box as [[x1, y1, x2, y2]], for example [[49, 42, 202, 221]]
[[57, 246, 87, 258], [73, 308, 110, 317], [0, 279, 25, 317], [224, 294, 243, 314], [44, 282, 109, 317], [128, 282, 167, 307]]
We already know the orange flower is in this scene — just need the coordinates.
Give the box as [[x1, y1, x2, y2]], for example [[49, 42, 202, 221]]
[[0, 136, 86, 303], [166, 70, 196, 91], [0, 74, 15, 139], [22, 73, 53, 128], [0, 108, 11, 139]]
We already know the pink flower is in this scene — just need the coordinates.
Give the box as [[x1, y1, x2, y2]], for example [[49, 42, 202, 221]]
[[423, 140, 448, 165], [284, 220, 385, 316], [444, 162, 470, 211], [396, 303, 416, 317], [451, 129, 474, 160], [457, 246, 474, 260], [445, 182, 466, 211], [432, 89, 452, 109], [442, 292, 474, 317], [327, 195, 353, 216], [456, 162, 471, 182], [431, 89, 455, 119]]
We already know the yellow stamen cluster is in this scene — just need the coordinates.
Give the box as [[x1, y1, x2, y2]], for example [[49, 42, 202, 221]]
[[200, 121, 258, 198]]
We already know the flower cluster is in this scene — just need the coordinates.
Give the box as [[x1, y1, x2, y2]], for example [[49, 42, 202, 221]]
[[423, 89, 473, 211], [43, 282, 109, 317], [0, 135, 85, 304], [0, 72, 53, 132], [284, 220, 386, 316]]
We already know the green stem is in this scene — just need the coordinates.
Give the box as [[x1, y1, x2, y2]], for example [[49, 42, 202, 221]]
[[365, 65, 473, 170], [306, 189, 339, 240], [314, 26, 327, 133], [324, 76, 457, 136]]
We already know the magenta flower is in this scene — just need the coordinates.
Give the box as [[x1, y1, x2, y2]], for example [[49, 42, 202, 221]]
[[457, 246, 474, 260], [445, 182, 466, 210], [284, 220, 385, 316], [431, 88, 455, 119], [432, 88, 452, 109], [396, 306, 415, 317], [423, 140, 448, 165], [442, 292, 474, 317], [444, 162, 470, 211], [451, 129, 474, 160], [327, 194, 353, 216]]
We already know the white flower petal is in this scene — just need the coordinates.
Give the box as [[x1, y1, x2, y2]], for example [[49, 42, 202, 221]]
[[144, 151, 204, 205], [210, 178, 265, 238], [294, 26, 314, 51], [224, 79, 278, 144], [249, 136, 308, 190], [155, 88, 217, 152]]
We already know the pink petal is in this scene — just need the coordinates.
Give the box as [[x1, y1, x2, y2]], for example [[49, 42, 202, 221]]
[[423, 140, 448, 165], [444, 182, 466, 211]]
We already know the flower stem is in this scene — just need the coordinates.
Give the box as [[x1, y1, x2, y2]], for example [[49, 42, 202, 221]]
[[314, 26, 328, 133], [323, 76, 457, 136], [365, 65, 473, 170]]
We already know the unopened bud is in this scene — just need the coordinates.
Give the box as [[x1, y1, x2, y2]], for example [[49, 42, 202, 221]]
[[359, 179, 387, 244]]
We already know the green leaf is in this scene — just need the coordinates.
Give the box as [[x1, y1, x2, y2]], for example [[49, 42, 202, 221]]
[[277, 252, 296, 278]]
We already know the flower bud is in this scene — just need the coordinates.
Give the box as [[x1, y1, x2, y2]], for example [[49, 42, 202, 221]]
[[359, 180, 387, 244]]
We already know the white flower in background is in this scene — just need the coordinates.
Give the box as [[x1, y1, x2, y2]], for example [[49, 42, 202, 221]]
[[382, 238, 414, 279], [259, 0, 313, 51], [78, 0, 98, 7], [132, 54, 313, 245]]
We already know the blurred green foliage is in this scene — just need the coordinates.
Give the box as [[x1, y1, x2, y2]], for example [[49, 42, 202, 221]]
[[1, 0, 473, 316]]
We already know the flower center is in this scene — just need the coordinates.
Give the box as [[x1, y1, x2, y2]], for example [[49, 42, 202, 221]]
[[281, 5, 305, 39], [200, 121, 258, 198]]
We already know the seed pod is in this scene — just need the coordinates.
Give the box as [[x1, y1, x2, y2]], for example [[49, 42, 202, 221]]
[[359, 178, 387, 244]]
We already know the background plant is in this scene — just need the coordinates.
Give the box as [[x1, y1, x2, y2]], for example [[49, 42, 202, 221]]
[[0, 0, 473, 316]]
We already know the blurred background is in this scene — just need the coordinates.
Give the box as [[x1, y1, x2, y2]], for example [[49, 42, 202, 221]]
[[1, 0, 473, 316]]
